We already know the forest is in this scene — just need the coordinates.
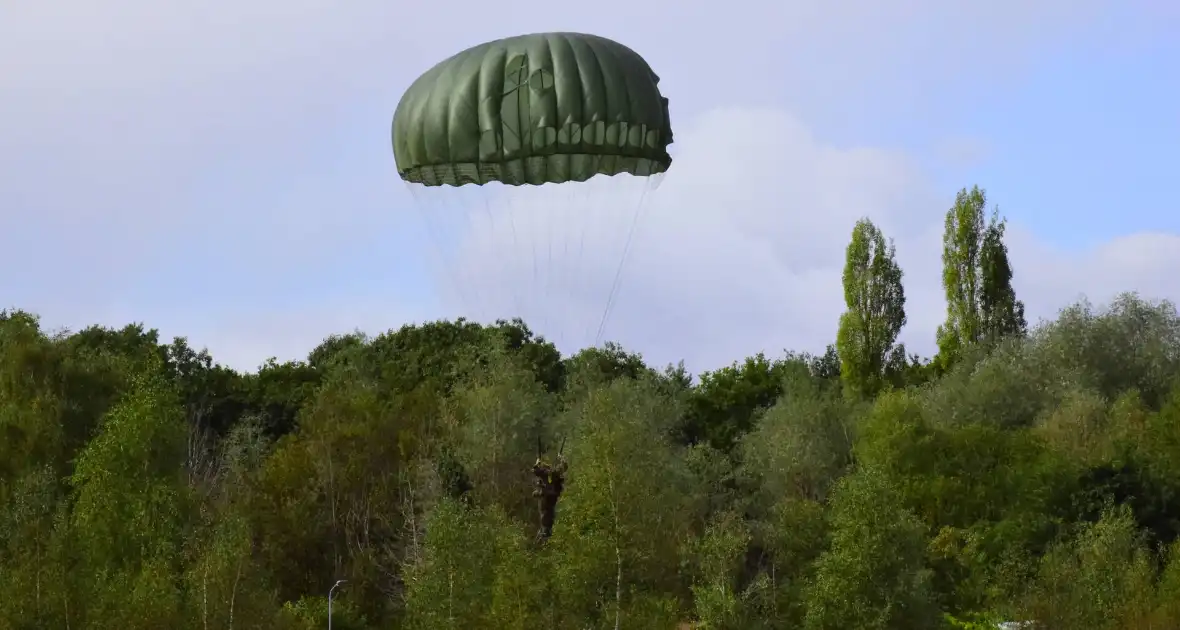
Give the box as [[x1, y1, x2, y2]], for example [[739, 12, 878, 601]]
[[2, 186, 1179, 630]]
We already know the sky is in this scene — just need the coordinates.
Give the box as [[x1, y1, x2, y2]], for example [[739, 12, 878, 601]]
[[1, 0, 1177, 374]]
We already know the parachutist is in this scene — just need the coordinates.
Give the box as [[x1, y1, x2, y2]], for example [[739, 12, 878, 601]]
[[532, 453, 567, 542]]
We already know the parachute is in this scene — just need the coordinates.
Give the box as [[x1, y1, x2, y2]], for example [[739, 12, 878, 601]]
[[393, 32, 673, 351]]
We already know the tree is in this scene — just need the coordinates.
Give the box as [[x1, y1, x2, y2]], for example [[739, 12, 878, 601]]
[[803, 467, 942, 630], [1021, 506, 1156, 629], [979, 218, 1027, 342], [5, 289, 1180, 628], [937, 186, 1026, 370], [807, 345, 842, 385], [400, 499, 506, 630], [836, 218, 907, 398], [67, 364, 192, 629], [448, 349, 557, 521], [681, 353, 792, 451], [183, 418, 280, 630], [740, 379, 854, 505], [689, 511, 754, 629], [549, 378, 693, 629]]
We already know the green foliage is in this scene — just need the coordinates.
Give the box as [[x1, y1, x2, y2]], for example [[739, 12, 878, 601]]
[[67, 364, 192, 628], [1153, 540, 1180, 625], [277, 594, 368, 630], [943, 612, 1007, 629], [402, 499, 504, 629], [1037, 294, 1180, 409], [740, 374, 854, 505], [689, 511, 753, 629], [683, 352, 792, 451], [3, 220, 1180, 629], [937, 186, 1026, 370], [548, 378, 694, 628], [1021, 506, 1157, 629], [837, 217, 907, 398], [979, 217, 1027, 342], [804, 467, 943, 630], [448, 348, 557, 519]]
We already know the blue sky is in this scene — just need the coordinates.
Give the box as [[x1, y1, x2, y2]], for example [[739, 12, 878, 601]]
[[1, 0, 1176, 373], [959, 27, 1179, 247]]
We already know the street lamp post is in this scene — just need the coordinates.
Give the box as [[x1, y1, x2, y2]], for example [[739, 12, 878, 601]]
[[328, 579, 347, 630]]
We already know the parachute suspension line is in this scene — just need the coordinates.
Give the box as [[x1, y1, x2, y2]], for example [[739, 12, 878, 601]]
[[590, 178, 626, 345], [569, 182, 594, 350], [530, 191, 547, 338], [544, 185, 556, 344], [546, 156, 573, 348], [593, 180, 653, 346], [482, 191, 523, 322], [529, 198, 540, 326], [444, 188, 486, 321], [407, 184, 471, 314], [580, 180, 608, 348], [579, 181, 607, 349], [549, 184, 575, 345], [471, 189, 490, 323], [392, 32, 675, 348], [562, 182, 590, 350], [572, 186, 590, 348], [555, 185, 575, 350], [507, 192, 523, 324]]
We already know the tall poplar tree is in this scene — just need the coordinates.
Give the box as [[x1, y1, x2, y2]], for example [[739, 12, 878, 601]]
[[937, 186, 1026, 370], [836, 218, 907, 398]]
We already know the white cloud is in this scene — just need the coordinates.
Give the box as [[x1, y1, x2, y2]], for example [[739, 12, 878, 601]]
[[423, 107, 1179, 371], [1, 1, 1175, 373], [153, 300, 431, 372], [1007, 230, 1180, 324]]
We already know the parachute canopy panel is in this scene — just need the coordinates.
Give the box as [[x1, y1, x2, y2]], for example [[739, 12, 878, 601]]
[[393, 32, 673, 187]]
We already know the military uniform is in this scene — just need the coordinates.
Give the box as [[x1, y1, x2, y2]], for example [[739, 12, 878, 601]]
[[532, 456, 567, 541]]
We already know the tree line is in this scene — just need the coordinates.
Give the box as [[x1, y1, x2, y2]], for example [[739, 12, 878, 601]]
[[2, 185, 1179, 629]]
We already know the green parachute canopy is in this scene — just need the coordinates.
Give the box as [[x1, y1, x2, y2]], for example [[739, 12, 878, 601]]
[[393, 32, 673, 187]]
